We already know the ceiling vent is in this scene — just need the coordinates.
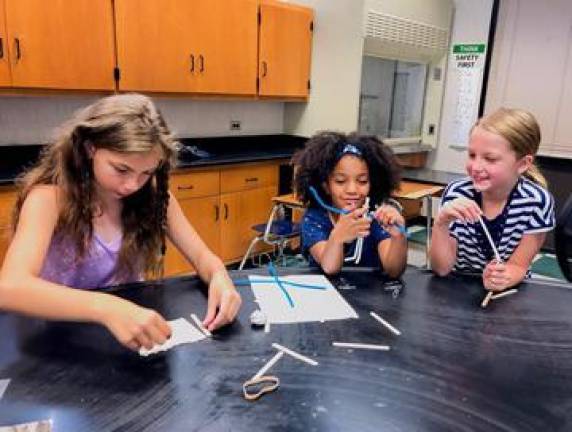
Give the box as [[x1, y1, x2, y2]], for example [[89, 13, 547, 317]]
[[365, 10, 449, 52]]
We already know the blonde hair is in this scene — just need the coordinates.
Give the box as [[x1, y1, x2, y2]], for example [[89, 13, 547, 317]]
[[473, 107, 546, 188], [14, 94, 179, 280]]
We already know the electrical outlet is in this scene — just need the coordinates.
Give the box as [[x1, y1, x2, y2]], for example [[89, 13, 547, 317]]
[[230, 120, 241, 131]]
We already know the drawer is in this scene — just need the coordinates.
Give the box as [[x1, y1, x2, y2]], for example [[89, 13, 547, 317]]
[[220, 164, 278, 193], [0, 188, 17, 228], [170, 170, 220, 199]]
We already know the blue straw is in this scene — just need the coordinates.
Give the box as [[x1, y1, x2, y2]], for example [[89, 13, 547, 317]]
[[267, 262, 294, 308], [233, 278, 327, 290], [308, 186, 408, 236]]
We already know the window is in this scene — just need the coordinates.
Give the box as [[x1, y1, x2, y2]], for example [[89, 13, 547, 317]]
[[358, 56, 427, 142]]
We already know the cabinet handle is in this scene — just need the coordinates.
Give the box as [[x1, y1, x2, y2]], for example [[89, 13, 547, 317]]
[[0, 38, 3, 59], [261, 61, 267, 77], [199, 54, 204, 73], [223, 203, 228, 220], [177, 185, 194, 190], [190, 54, 195, 73], [214, 204, 219, 221], [14, 38, 21, 61], [245, 177, 258, 183]]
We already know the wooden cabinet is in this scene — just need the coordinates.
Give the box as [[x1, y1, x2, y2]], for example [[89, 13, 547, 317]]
[[220, 186, 277, 262], [219, 163, 278, 261], [0, 0, 11, 86], [0, 0, 313, 97], [3, 0, 115, 90], [0, 186, 16, 265], [115, 0, 258, 95], [164, 162, 279, 276], [191, 0, 258, 95], [258, 1, 313, 98]]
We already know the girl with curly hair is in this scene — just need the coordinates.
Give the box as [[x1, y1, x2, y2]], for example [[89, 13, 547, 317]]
[[292, 131, 407, 277], [0, 94, 241, 351]]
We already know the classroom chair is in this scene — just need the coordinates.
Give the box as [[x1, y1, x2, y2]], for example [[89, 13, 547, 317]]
[[238, 194, 304, 270]]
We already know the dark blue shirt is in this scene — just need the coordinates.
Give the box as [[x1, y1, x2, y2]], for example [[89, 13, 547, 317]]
[[301, 207, 391, 269]]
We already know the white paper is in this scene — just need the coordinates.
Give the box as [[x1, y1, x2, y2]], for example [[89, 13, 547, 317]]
[[139, 318, 206, 357], [249, 275, 358, 324], [0, 420, 52, 432]]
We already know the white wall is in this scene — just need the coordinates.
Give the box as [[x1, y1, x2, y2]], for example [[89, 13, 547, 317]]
[[427, 0, 494, 173], [283, 0, 365, 136], [0, 96, 284, 145]]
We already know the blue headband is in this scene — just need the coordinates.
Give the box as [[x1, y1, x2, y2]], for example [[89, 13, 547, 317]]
[[337, 143, 363, 159]]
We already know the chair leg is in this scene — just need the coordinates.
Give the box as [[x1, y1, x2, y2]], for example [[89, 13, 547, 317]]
[[239, 236, 262, 270]]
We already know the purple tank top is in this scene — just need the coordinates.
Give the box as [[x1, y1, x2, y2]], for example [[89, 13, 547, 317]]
[[40, 232, 141, 289]]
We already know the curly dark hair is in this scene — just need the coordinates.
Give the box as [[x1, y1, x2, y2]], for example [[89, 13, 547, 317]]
[[292, 131, 401, 208]]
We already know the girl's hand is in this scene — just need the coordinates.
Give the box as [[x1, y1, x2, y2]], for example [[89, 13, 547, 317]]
[[330, 207, 371, 244], [435, 197, 482, 227], [483, 260, 510, 292], [203, 271, 242, 332], [96, 294, 172, 351], [374, 205, 406, 238]]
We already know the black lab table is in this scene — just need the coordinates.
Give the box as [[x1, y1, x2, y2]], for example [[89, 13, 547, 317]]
[[1, 268, 571, 431]]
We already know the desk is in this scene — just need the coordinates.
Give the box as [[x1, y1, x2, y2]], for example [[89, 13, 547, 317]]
[[394, 181, 445, 268], [1, 269, 571, 431]]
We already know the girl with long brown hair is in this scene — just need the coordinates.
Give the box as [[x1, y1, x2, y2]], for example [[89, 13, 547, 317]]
[[0, 94, 241, 352]]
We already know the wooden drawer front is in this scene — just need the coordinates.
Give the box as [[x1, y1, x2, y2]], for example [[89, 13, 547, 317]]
[[220, 164, 278, 193], [170, 171, 220, 199], [0, 188, 17, 228]]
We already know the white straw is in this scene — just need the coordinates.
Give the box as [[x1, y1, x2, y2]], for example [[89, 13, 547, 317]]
[[332, 342, 391, 351], [481, 291, 493, 308], [0, 379, 10, 400], [252, 351, 284, 380], [370, 311, 401, 336], [478, 216, 501, 262], [264, 321, 271, 333], [272, 343, 319, 366], [491, 289, 518, 300], [190, 313, 212, 338]]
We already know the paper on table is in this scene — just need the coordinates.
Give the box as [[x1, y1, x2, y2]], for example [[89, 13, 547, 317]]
[[249, 275, 358, 324], [0, 420, 52, 432], [139, 317, 206, 357]]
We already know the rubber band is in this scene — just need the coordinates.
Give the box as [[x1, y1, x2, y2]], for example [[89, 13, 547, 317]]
[[243, 375, 280, 401]]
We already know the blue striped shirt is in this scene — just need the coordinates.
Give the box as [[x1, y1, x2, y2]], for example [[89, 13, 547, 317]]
[[440, 176, 555, 273]]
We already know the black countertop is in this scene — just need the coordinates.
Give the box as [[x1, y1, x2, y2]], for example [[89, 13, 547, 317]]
[[0, 267, 571, 430], [0, 136, 463, 187], [0, 135, 307, 186]]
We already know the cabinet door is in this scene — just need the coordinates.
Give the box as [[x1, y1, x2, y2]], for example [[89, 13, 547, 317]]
[[115, 0, 197, 93], [0, 187, 16, 264], [164, 195, 221, 277], [259, 2, 313, 98], [5, 0, 115, 90], [0, 0, 11, 86], [220, 185, 277, 262], [192, 0, 258, 95]]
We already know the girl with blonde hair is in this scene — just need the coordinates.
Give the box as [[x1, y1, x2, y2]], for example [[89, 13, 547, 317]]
[[0, 94, 241, 351], [430, 108, 555, 292]]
